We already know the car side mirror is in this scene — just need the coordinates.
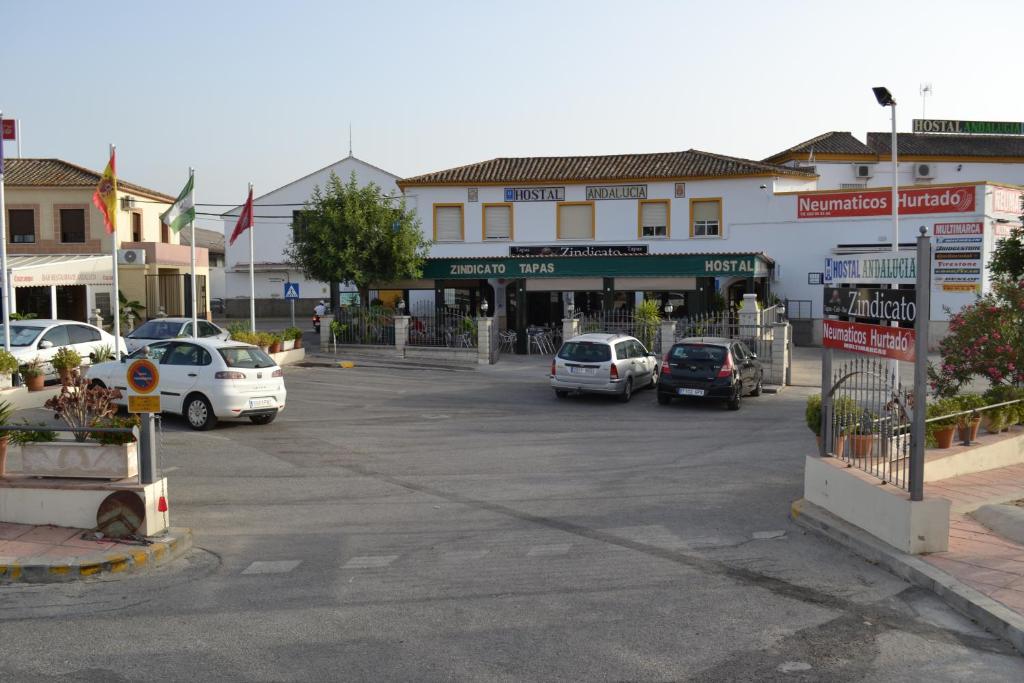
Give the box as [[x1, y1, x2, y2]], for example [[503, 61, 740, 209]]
[[749, 353, 757, 360], [39, 340, 53, 350]]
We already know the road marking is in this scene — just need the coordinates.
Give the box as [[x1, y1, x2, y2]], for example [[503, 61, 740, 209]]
[[442, 550, 490, 562], [343, 555, 399, 569], [752, 530, 787, 541], [526, 543, 571, 557], [162, 466, 179, 473], [778, 662, 812, 673], [599, 525, 688, 550], [241, 560, 301, 575]]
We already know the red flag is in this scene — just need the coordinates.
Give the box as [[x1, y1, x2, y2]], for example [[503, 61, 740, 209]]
[[229, 188, 253, 246]]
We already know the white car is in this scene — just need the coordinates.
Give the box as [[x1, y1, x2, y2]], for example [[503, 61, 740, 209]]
[[85, 338, 286, 430], [0, 319, 127, 375], [125, 317, 230, 353]]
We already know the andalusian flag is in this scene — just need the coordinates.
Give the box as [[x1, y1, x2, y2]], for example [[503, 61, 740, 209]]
[[160, 174, 195, 233], [92, 149, 118, 234]]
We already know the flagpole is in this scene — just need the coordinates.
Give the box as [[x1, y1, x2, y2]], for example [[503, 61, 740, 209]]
[[0, 110, 10, 352], [190, 167, 198, 339], [248, 183, 256, 333], [110, 144, 122, 359]]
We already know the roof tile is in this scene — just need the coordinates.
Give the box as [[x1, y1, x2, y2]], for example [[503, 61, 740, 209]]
[[867, 132, 1024, 157], [763, 132, 875, 163], [3, 158, 176, 202]]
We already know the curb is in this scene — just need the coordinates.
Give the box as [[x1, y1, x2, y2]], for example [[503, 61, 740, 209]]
[[790, 498, 1024, 654], [0, 527, 193, 584]]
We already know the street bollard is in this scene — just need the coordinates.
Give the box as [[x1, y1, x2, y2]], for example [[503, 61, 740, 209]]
[[139, 412, 158, 485]]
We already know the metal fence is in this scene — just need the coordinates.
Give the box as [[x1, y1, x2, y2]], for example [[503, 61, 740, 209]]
[[578, 310, 660, 353], [673, 311, 775, 369], [331, 308, 397, 346], [784, 299, 813, 320], [408, 304, 477, 348], [825, 357, 912, 490]]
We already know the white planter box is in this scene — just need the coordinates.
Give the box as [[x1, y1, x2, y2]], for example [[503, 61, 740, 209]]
[[282, 339, 295, 351], [0, 373, 11, 390], [20, 441, 138, 480]]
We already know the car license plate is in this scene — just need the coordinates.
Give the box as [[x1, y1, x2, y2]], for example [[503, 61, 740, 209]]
[[249, 397, 275, 409], [678, 388, 705, 396], [568, 367, 590, 375]]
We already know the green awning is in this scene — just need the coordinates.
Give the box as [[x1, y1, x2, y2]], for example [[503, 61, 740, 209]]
[[422, 253, 772, 280]]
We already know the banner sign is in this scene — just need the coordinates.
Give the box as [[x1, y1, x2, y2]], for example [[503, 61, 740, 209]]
[[823, 287, 917, 323], [797, 186, 975, 218], [510, 244, 647, 257], [503, 187, 565, 202], [426, 253, 765, 279], [912, 119, 1024, 135], [992, 187, 1024, 214], [1, 119, 14, 141], [823, 252, 916, 285], [932, 222, 983, 293], [585, 184, 648, 200], [822, 319, 916, 362]]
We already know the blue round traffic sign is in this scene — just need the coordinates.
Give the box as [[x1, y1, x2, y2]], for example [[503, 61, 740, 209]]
[[127, 359, 160, 394]]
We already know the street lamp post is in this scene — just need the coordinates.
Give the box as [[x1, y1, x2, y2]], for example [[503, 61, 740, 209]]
[[873, 86, 901, 379]]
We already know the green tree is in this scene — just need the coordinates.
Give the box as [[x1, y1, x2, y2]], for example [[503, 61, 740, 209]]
[[286, 172, 429, 307], [989, 225, 1024, 283]]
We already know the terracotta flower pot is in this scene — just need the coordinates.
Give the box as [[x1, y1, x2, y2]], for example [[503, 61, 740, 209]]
[[933, 425, 956, 449], [294, 337, 303, 349], [57, 367, 79, 386], [957, 417, 981, 443], [269, 341, 282, 354], [983, 414, 1005, 435], [850, 434, 876, 458], [833, 434, 847, 457], [0, 434, 8, 477], [25, 374, 45, 392]]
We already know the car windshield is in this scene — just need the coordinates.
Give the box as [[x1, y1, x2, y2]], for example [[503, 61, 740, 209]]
[[219, 346, 276, 369], [0, 325, 44, 347], [670, 344, 726, 364], [129, 320, 183, 339], [558, 341, 611, 363]]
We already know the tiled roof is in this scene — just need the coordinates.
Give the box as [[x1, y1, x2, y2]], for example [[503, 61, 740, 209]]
[[2, 158, 176, 202], [763, 132, 875, 163], [178, 227, 225, 255], [399, 150, 814, 186], [867, 133, 1024, 158]]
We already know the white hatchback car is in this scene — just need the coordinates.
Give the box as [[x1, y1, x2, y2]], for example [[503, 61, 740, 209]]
[[125, 317, 230, 353], [550, 333, 659, 402], [85, 338, 286, 430], [0, 319, 127, 375]]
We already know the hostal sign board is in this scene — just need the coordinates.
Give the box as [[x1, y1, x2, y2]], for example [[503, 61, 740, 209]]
[[823, 252, 916, 286], [424, 254, 767, 279]]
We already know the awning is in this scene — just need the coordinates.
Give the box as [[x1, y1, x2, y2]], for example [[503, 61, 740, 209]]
[[1, 254, 115, 289]]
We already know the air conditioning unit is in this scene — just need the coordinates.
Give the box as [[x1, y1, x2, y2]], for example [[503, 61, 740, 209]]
[[853, 164, 874, 179], [117, 249, 146, 265], [120, 195, 136, 210], [914, 163, 935, 180]]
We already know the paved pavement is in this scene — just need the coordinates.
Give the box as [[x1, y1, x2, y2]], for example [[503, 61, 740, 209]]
[[0, 358, 1022, 680]]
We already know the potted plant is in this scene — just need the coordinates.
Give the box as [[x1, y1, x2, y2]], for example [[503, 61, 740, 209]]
[[0, 349, 19, 389], [983, 386, 1016, 434], [287, 326, 303, 350], [955, 394, 985, 443], [926, 398, 959, 449], [256, 332, 273, 352], [20, 358, 45, 392], [806, 394, 822, 446], [0, 400, 13, 476], [268, 333, 283, 354], [830, 395, 862, 458], [848, 409, 879, 459], [89, 344, 116, 364], [51, 346, 83, 386]]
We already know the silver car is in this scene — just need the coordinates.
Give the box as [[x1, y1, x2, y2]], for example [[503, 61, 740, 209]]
[[550, 333, 658, 402], [125, 317, 230, 353]]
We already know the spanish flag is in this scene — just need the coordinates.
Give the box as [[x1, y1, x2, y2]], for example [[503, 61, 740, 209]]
[[92, 149, 118, 234]]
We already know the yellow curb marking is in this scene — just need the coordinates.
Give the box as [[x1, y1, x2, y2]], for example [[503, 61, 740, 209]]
[[339, 361, 355, 368], [48, 565, 70, 575], [79, 564, 102, 576], [152, 546, 167, 561], [131, 551, 148, 566]]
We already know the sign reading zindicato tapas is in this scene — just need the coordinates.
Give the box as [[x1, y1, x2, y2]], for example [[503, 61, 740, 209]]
[[797, 186, 975, 218]]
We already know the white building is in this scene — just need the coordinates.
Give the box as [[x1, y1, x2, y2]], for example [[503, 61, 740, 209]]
[[221, 155, 402, 318]]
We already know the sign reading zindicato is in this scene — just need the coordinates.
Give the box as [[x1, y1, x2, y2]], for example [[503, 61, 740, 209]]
[[822, 319, 916, 362], [797, 186, 975, 218]]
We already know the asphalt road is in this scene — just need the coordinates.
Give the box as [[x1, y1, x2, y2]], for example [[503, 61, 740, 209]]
[[1, 357, 1022, 681]]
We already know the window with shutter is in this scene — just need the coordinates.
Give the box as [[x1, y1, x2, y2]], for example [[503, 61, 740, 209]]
[[557, 203, 594, 240], [60, 208, 86, 243], [433, 204, 464, 242], [8, 209, 35, 243], [483, 204, 512, 240], [691, 199, 721, 238], [639, 200, 669, 238]]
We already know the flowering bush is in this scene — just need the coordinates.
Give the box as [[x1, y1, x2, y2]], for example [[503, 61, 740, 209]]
[[929, 278, 1024, 396], [43, 377, 122, 442]]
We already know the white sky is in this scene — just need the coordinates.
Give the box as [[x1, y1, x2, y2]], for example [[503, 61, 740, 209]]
[[4, 0, 1023, 228]]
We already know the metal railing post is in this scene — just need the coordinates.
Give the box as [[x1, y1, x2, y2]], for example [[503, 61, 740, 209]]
[[910, 228, 931, 501], [821, 347, 833, 457]]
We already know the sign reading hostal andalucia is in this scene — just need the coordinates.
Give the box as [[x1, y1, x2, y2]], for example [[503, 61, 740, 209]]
[[797, 186, 975, 219]]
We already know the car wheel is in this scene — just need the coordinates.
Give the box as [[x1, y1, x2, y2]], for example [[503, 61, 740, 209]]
[[619, 377, 633, 403], [90, 379, 106, 389], [184, 394, 218, 431], [649, 372, 658, 389], [555, 390, 568, 399], [657, 393, 671, 405], [249, 413, 277, 425], [750, 372, 763, 397], [727, 388, 741, 411]]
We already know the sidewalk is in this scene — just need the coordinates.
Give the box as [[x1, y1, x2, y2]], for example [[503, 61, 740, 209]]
[[794, 462, 1024, 653], [0, 522, 191, 583]]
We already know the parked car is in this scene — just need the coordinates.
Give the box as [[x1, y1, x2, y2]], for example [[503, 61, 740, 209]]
[[85, 338, 286, 430], [125, 317, 229, 353], [550, 333, 658, 402], [656, 337, 763, 410], [0, 319, 126, 375]]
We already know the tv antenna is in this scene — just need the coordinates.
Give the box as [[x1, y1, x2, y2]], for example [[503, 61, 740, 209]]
[[919, 83, 933, 119]]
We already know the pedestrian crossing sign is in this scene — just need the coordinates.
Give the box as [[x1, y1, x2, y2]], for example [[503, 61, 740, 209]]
[[284, 282, 300, 300]]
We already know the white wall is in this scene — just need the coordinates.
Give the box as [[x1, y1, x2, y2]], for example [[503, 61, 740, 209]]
[[221, 156, 401, 300], [813, 160, 1024, 190]]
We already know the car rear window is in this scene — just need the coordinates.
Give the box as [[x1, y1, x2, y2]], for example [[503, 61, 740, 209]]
[[219, 346, 276, 369], [670, 344, 726, 363], [558, 341, 611, 363], [129, 320, 182, 339]]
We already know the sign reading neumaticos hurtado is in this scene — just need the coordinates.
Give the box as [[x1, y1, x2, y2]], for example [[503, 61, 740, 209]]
[[822, 319, 916, 362], [797, 186, 975, 218]]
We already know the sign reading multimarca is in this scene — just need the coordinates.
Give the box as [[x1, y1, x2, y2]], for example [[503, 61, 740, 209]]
[[797, 186, 975, 218], [585, 185, 647, 200], [424, 254, 767, 279], [823, 252, 916, 285], [504, 187, 565, 202], [913, 119, 1024, 135]]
